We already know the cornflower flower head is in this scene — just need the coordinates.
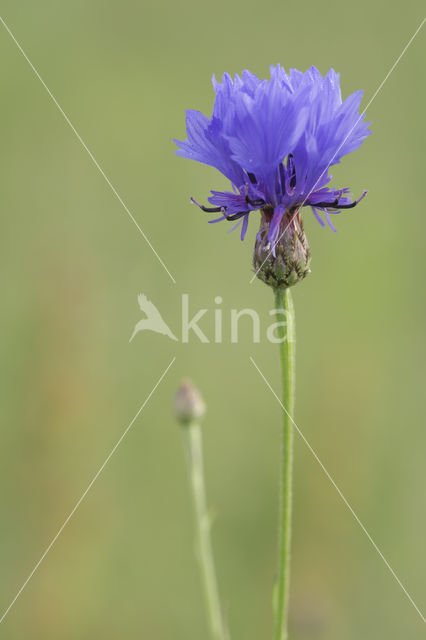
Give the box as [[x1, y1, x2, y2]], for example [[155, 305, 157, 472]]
[[175, 65, 371, 288]]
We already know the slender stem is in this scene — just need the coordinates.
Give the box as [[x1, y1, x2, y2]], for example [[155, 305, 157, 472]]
[[274, 287, 296, 640], [183, 422, 227, 640]]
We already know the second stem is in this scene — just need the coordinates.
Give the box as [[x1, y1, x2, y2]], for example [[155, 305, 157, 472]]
[[183, 422, 226, 640]]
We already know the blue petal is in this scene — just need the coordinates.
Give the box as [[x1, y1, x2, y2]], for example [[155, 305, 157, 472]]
[[174, 109, 245, 186]]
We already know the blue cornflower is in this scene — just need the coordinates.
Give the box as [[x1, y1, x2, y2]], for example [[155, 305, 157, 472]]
[[175, 65, 371, 255]]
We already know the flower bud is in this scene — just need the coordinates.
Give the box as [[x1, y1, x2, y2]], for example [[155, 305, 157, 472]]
[[173, 379, 206, 424], [253, 208, 311, 289]]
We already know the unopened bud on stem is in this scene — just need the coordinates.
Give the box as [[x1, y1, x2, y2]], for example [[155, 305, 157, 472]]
[[173, 379, 206, 424]]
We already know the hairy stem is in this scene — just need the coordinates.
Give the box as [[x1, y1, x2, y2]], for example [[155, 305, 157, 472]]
[[274, 287, 296, 640]]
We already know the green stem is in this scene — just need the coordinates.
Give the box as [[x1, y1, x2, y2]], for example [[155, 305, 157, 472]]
[[274, 287, 296, 640], [183, 422, 227, 640]]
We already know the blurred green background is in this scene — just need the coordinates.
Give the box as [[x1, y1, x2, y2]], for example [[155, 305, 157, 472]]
[[0, 1, 425, 638]]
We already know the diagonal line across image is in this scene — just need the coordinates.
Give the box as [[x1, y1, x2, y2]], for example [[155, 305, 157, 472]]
[[0, 357, 176, 625], [250, 17, 425, 284], [0, 15, 177, 284], [250, 356, 426, 625]]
